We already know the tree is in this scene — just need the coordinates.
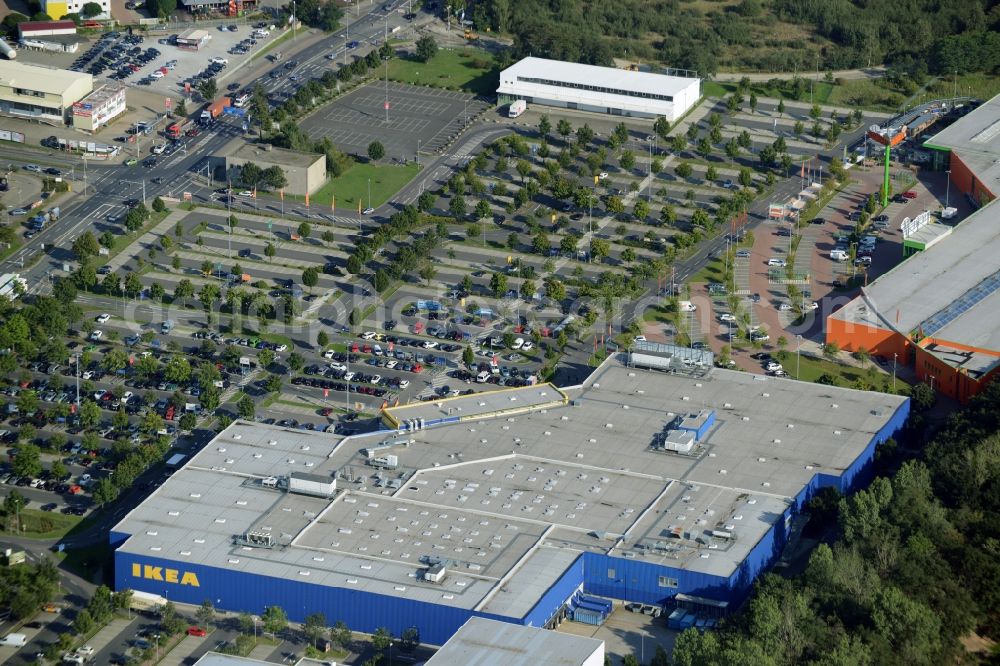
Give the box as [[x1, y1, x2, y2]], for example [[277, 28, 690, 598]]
[[179, 412, 197, 433], [237, 395, 255, 420], [81, 1, 102, 16], [475, 199, 491, 221], [675, 162, 693, 179], [777, 99, 785, 116], [196, 600, 215, 628], [749, 91, 758, 114], [164, 357, 192, 384], [575, 124, 594, 147], [71, 232, 100, 260], [11, 442, 41, 478], [418, 263, 437, 286], [590, 238, 610, 262], [197, 77, 218, 102], [302, 267, 319, 291], [538, 114, 551, 137], [706, 165, 718, 183], [262, 605, 288, 635], [463, 345, 474, 366], [520, 279, 536, 300], [303, 612, 327, 647], [265, 243, 277, 262], [633, 199, 649, 222], [415, 35, 438, 62], [619, 150, 635, 171], [556, 118, 572, 138], [490, 272, 508, 298], [372, 627, 393, 655], [450, 194, 467, 218], [264, 374, 282, 393], [152, 196, 167, 213], [297, 222, 312, 239], [367, 140, 385, 162], [330, 621, 352, 649], [660, 204, 677, 226], [809, 103, 821, 119]]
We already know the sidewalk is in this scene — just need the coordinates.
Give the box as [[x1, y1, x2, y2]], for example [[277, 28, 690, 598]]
[[105, 209, 187, 273]]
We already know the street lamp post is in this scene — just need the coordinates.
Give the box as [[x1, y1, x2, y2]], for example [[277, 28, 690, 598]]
[[945, 170, 951, 209], [892, 352, 898, 392], [367, 178, 372, 210]]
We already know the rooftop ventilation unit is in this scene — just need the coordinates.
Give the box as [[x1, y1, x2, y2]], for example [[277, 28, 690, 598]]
[[424, 563, 448, 583], [289, 472, 336, 497]]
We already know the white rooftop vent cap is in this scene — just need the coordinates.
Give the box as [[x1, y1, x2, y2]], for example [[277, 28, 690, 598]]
[[509, 396, 517, 402], [758, 457, 766, 463], [805, 465, 814, 470], [742, 416, 750, 421], [773, 439, 781, 444], [787, 424, 794, 428], [594, 383, 600, 388], [637, 389, 645, 394], [298, 570, 310, 576], [605, 423, 613, 428], [831, 404, 839, 409], [561, 415, 569, 420], [682, 396, 690, 401], [623, 405, 629, 409], [628, 372, 635, 377], [724, 402, 732, 408], [253, 453, 262, 459], [762, 393, 770, 398], [719, 469, 727, 475], [217, 447, 226, 453], [268, 440, 277, 446], [834, 430, 842, 435], [300, 445, 310, 451], [233, 434, 241, 440], [228, 558, 240, 564], [589, 438, 597, 443], [544, 431, 551, 436], [478, 402, 486, 407], [762, 482, 770, 487]]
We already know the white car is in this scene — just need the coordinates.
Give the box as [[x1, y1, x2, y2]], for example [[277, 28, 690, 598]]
[[323, 350, 335, 359], [150, 70, 164, 79], [151, 143, 166, 154], [275, 344, 288, 352], [329, 362, 347, 372], [521, 341, 533, 351], [767, 258, 786, 267], [343, 372, 355, 381], [804, 301, 819, 311], [77, 646, 95, 657], [89, 330, 103, 341], [778, 303, 792, 311], [209, 56, 228, 65], [422, 340, 438, 349], [362, 207, 375, 215], [397, 379, 410, 389], [238, 190, 254, 197], [96, 313, 110, 324], [766, 362, 783, 372], [385, 360, 398, 369], [598, 172, 609, 180], [719, 313, 736, 322], [23, 164, 41, 172], [511, 338, 524, 349], [735, 249, 751, 258], [360, 331, 377, 340], [633, 335, 646, 342], [370, 375, 382, 385]]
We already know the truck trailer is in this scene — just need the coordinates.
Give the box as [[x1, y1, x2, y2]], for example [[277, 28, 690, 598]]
[[129, 590, 167, 613], [508, 99, 526, 118], [201, 97, 231, 122]]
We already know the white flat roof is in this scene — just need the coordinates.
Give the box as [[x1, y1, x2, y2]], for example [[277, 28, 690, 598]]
[[924, 94, 1000, 192], [0, 60, 91, 95], [830, 200, 1000, 350], [425, 617, 603, 666], [497, 57, 699, 117], [113, 362, 904, 616]]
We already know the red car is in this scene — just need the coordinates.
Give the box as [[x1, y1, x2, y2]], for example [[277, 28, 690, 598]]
[[902, 191, 918, 199], [185, 128, 200, 137], [187, 626, 207, 637], [320, 407, 333, 417], [165, 405, 175, 421]]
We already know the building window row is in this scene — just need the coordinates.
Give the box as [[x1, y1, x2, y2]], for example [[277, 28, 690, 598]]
[[517, 76, 674, 103], [13, 88, 44, 98]]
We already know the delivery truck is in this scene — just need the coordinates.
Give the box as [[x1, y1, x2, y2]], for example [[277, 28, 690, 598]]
[[508, 99, 526, 118], [0, 633, 27, 647]]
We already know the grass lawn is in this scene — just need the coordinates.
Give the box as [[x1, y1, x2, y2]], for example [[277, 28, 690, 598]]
[[926, 73, 1000, 104], [307, 162, 421, 211], [689, 254, 726, 284], [1, 509, 82, 540], [261, 332, 294, 349], [386, 47, 498, 95]]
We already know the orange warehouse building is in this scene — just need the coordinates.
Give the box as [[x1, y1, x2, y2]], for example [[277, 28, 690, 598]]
[[827, 94, 1000, 403]]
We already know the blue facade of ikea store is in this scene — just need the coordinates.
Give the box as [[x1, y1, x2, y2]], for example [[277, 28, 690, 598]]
[[112, 398, 909, 643]]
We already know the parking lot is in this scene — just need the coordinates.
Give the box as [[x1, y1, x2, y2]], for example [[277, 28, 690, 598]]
[[299, 81, 487, 160], [44, 23, 281, 98]]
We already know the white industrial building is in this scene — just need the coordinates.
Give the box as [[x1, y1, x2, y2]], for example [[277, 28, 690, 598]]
[[497, 56, 701, 122]]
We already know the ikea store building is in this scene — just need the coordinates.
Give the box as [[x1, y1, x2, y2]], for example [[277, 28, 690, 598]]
[[112, 354, 908, 645]]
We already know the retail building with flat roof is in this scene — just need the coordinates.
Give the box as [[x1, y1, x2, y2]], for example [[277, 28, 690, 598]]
[[111, 360, 907, 646], [497, 57, 700, 122], [827, 192, 1000, 402], [0, 60, 91, 125]]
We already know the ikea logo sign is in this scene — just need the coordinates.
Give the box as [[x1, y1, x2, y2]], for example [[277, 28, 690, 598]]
[[131, 563, 200, 587]]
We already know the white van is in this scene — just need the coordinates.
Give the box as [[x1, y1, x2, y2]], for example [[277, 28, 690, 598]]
[[511, 337, 524, 350], [476, 370, 490, 383], [829, 249, 849, 261], [678, 300, 697, 312]]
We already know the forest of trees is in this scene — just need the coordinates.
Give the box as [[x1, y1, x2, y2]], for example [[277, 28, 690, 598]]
[[668, 382, 1000, 665], [466, 0, 1000, 76]]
